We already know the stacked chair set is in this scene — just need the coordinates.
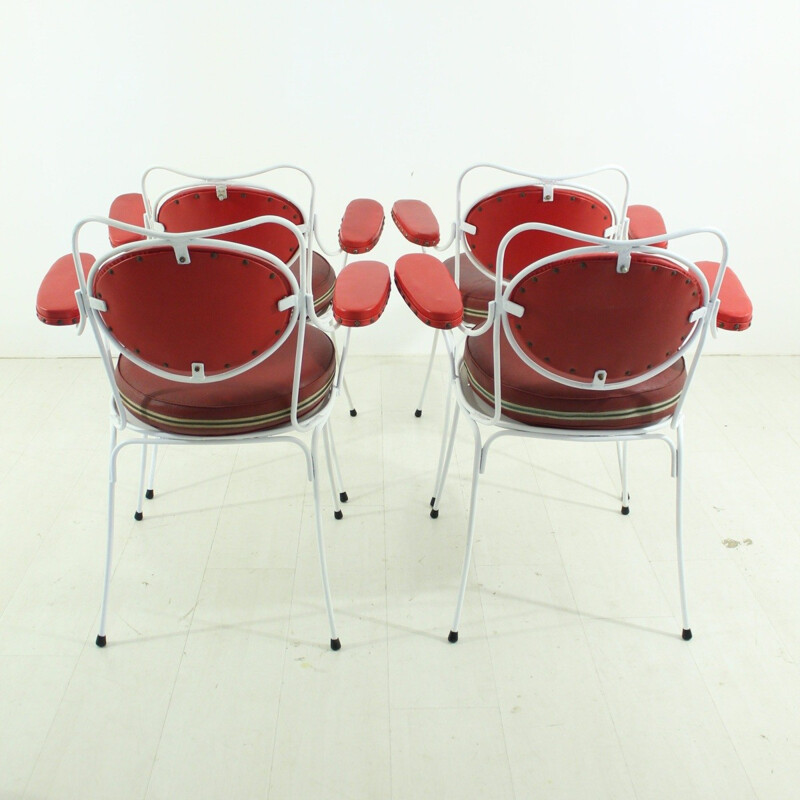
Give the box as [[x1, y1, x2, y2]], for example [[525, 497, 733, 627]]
[[36, 163, 752, 651]]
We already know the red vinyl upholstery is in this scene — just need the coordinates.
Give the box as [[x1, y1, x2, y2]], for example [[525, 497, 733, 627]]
[[332, 261, 391, 326], [391, 200, 441, 247], [338, 199, 385, 254], [157, 186, 304, 261], [36, 253, 95, 325], [508, 252, 704, 383], [115, 327, 335, 436], [462, 331, 686, 429], [627, 204, 668, 248], [696, 261, 753, 331], [108, 194, 147, 246], [443, 254, 493, 325], [459, 250, 704, 429], [93, 245, 294, 378], [394, 253, 463, 329], [465, 186, 613, 278]]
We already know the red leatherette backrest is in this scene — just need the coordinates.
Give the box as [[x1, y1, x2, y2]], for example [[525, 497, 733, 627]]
[[92, 245, 294, 377], [465, 186, 613, 279], [157, 186, 304, 263], [508, 252, 704, 383]]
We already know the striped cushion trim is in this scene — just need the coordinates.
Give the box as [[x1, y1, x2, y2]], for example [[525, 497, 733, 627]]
[[464, 305, 488, 320], [120, 374, 334, 432], [314, 284, 334, 313], [463, 362, 681, 423]]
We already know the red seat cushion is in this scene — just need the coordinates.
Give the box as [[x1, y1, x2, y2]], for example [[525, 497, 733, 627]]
[[444, 254, 494, 326], [290, 252, 336, 314], [462, 331, 686, 430], [115, 327, 335, 436]]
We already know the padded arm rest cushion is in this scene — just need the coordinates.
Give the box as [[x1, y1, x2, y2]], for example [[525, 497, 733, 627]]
[[394, 253, 463, 329], [696, 261, 753, 331], [391, 200, 440, 247], [628, 204, 667, 248], [332, 261, 391, 326], [338, 199, 385, 254], [36, 253, 95, 325], [108, 193, 147, 247]]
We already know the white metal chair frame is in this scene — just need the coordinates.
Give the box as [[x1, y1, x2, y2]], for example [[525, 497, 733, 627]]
[[124, 165, 359, 514], [413, 163, 632, 419], [73, 213, 353, 650], [431, 222, 727, 644]]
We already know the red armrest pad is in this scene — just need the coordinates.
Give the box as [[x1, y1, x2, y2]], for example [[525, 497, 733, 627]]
[[394, 253, 463, 329], [696, 261, 753, 331], [332, 261, 391, 326], [628, 204, 667, 248], [36, 253, 95, 325], [108, 193, 147, 246], [391, 200, 440, 247], [338, 199, 385, 254]]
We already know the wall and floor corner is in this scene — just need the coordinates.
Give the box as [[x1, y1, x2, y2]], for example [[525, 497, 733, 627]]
[[1, 0, 798, 358]]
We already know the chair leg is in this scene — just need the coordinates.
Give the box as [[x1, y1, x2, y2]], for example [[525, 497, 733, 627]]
[[134, 442, 148, 521], [322, 424, 344, 520], [616, 441, 630, 514], [342, 377, 357, 417], [146, 444, 158, 500], [97, 429, 118, 647], [430, 397, 460, 519], [415, 330, 440, 418], [675, 425, 692, 640], [449, 422, 483, 642], [311, 428, 341, 650]]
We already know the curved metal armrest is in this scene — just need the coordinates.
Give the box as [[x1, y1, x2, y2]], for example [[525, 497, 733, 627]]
[[391, 200, 441, 247], [36, 253, 95, 326], [394, 253, 463, 329], [628, 204, 668, 248], [338, 199, 385, 254], [332, 260, 391, 327], [108, 194, 148, 246], [696, 261, 753, 331]]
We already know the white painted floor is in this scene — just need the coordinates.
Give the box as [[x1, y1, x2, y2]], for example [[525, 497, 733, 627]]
[[1, 355, 798, 799]]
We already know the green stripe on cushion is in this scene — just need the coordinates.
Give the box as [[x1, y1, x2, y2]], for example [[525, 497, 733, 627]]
[[463, 363, 680, 423]]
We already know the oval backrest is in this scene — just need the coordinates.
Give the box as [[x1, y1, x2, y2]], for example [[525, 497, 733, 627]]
[[92, 244, 295, 378], [157, 186, 304, 263], [507, 251, 705, 384], [465, 185, 614, 279]]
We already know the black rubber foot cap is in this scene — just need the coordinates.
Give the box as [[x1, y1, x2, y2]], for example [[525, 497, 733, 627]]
[[339, 492, 349, 503], [145, 489, 154, 500], [430, 496, 436, 507], [430, 508, 439, 519], [682, 628, 693, 641], [414, 409, 422, 418], [134, 510, 143, 521], [96, 634, 107, 648], [330, 638, 341, 651], [334, 510, 343, 520], [448, 630, 458, 643], [621, 505, 630, 515], [349, 409, 357, 417]]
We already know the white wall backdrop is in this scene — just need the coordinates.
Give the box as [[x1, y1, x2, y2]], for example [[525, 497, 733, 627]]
[[2, 0, 797, 356]]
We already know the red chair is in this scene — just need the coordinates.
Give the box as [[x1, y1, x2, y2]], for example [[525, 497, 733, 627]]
[[37, 211, 390, 650], [392, 164, 646, 418], [40, 165, 384, 522], [394, 222, 752, 643]]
